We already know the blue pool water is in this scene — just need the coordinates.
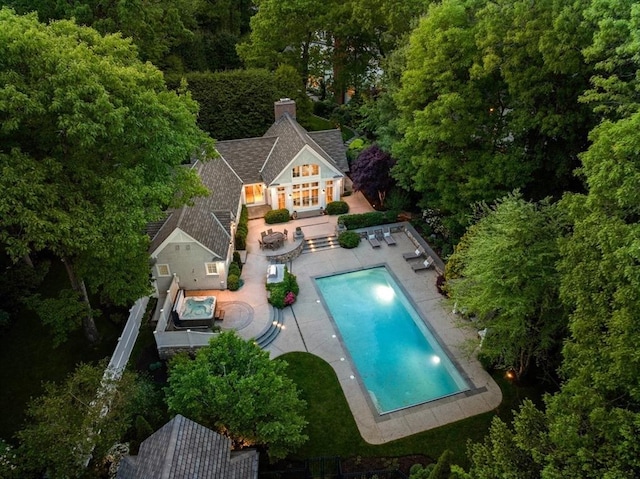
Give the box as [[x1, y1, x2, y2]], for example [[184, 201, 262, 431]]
[[315, 267, 469, 414]]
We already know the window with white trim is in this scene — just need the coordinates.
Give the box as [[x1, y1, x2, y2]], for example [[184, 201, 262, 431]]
[[157, 264, 170, 277], [205, 262, 218, 275], [292, 163, 319, 178]]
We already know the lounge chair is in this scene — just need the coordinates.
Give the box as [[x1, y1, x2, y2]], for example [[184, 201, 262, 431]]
[[403, 248, 424, 260], [367, 230, 381, 248], [412, 256, 434, 272], [382, 227, 397, 246]]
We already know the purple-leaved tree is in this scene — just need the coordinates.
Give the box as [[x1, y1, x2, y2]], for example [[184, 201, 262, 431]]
[[351, 145, 396, 207]]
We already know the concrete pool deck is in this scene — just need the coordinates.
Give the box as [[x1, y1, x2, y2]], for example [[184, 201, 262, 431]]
[[213, 192, 502, 444]]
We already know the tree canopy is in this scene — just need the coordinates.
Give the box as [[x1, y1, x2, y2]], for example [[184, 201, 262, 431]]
[[350, 144, 396, 207], [0, 8, 212, 341], [165, 332, 308, 461], [446, 193, 567, 379]]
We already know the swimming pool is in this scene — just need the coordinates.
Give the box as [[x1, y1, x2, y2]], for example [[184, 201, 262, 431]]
[[315, 266, 469, 414]]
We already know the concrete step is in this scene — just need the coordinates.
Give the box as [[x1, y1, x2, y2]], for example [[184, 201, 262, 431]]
[[302, 235, 340, 253], [255, 307, 284, 348]]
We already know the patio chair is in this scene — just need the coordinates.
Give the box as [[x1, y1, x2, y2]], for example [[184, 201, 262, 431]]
[[403, 248, 424, 260], [258, 239, 265, 250], [283, 228, 288, 239], [412, 256, 435, 272], [267, 228, 273, 235], [382, 227, 397, 246], [367, 230, 381, 248], [261, 231, 267, 238]]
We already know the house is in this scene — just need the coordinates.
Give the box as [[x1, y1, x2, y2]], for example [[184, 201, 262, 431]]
[[148, 99, 348, 297], [116, 414, 259, 479]]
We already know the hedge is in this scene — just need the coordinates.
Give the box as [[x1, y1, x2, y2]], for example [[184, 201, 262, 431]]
[[338, 231, 360, 248], [228, 262, 241, 277], [234, 205, 249, 250], [325, 201, 349, 215], [264, 208, 291, 224], [227, 274, 240, 291], [338, 211, 399, 230]]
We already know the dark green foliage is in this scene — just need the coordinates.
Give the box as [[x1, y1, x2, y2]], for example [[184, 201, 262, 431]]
[[427, 449, 453, 479], [234, 205, 250, 251], [232, 251, 243, 272], [165, 332, 308, 461], [338, 211, 398, 230], [165, 69, 278, 140], [264, 208, 291, 224], [266, 268, 299, 308], [325, 201, 349, 215], [134, 415, 154, 444], [338, 231, 361, 249], [227, 274, 240, 291], [228, 262, 241, 278], [166, 68, 310, 140]]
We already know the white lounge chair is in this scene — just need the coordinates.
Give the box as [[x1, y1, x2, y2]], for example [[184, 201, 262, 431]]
[[412, 256, 434, 272], [367, 230, 381, 248], [382, 227, 397, 246], [403, 248, 424, 260]]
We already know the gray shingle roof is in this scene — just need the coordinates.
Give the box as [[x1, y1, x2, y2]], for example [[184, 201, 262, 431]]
[[116, 415, 259, 479], [215, 137, 277, 184], [308, 130, 349, 173], [260, 114, 347, 185], [149, 158, 243, 259]]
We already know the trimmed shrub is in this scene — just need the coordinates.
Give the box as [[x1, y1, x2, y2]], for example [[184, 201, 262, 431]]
[[228, 262, 241, 277], [338, 231, 360, 249], [227, 274, 240, 291], [233, 251, 242, 267], [266, 268, 299, 308], [264, 208, 291, 224], [338, 211, 398, 230], [234, 205, 249, 250], [325, 201, 349, 215]]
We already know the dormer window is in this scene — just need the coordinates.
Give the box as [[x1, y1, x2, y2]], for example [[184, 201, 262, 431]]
[[292, 164, 319, 178]]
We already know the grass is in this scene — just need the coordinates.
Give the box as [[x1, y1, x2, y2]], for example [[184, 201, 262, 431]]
[[0, 259, 121, 442], [279, 352, 545, 469]]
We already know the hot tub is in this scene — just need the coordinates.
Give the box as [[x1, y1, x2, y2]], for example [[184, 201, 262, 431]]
[[172, 291, 216, 328]]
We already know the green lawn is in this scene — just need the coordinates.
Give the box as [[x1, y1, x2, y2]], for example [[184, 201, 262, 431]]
[[0, 259, 121, 442], [279, 352, 544, 468]]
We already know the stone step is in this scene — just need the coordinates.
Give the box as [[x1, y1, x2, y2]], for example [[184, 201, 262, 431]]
[[255, 307, 284, 348], [302, 235, 340, 253]]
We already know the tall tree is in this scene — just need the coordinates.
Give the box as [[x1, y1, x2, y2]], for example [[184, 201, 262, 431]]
[[446, 193, 567, 379], [0, 9, 212, 342], [15, 362, 146, 478], [350, 144, 396, 207], [165, 332, 308, 461]]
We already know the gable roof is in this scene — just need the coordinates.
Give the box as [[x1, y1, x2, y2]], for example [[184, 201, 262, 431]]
[[215, 137, 278, 184], [260, 113, 347, 186], [116, 414, 259, 479], [148, 157, 243, 259]]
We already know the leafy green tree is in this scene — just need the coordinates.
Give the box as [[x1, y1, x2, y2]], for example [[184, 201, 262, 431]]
[[165, 331, 308, 461], [15, 362, 146, 479], [0, 9, 212, 342], [2, 0, 198, 65], [463, 400, 546, 479], [447, 193, 567, 379]]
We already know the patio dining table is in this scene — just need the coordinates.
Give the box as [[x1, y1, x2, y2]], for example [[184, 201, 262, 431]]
[[263, 231, 285, 249]]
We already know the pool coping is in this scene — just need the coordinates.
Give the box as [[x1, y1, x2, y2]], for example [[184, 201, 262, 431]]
[[312, 264, 488, 423]]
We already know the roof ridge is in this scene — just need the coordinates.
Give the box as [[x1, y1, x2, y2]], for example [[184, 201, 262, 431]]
[[161, 415, 183, 479]]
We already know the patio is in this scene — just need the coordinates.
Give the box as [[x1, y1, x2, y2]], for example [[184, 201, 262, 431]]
[[202, 191, 502, 444]]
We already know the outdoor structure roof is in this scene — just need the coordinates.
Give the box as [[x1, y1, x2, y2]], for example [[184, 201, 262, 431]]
[[148, 157, 243, 259], [116, 414, 259, 479], [215, 136, 277, 184], [260, 113, 347, 186]]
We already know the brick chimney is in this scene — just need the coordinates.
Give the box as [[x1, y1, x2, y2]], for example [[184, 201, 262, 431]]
[[274, 98, 296, 120]]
